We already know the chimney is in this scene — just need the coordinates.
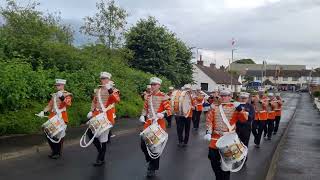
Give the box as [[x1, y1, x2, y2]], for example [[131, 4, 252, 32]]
[[197, 54, 204, 65], [219, 65, 225, 71], [210, 63, 216, 69]]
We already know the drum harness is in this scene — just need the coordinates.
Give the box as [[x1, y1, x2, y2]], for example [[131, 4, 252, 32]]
[[80, 88, 114, 148], [42, 93, 66, 143], [143, 95, 168, 159]]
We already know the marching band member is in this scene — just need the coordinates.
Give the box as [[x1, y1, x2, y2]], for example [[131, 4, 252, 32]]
[[264, 93, 276, 140], [208, 88, 220, 106], [87, 72, 120, 166], [204, 88, 248, 180], [273, 93, 283, 135], [37, 79, 72, 159], [141, 85, 152, 100], [139, 77, 171, 177], [192, 87, 205, 131], [235, 92, 255, 149], [176, 84, 193, 147], [165, 86, 175, 128]]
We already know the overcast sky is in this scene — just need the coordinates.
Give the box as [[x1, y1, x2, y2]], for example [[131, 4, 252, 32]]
[[2, 0, 319, 68]]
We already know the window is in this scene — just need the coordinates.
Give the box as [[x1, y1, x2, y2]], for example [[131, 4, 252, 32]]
[[201, 83, 208, 91], [256, 76, 262, 81], [292, 77, 299, 81], [283, 77, 288, 81]]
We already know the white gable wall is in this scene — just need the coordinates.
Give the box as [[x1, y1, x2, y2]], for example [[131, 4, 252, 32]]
[[192, 65, 242, 92], [192, 65, 218, 92]]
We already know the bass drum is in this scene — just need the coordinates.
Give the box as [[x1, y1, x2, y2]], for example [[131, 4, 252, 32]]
[[171, 90, 192, 118]]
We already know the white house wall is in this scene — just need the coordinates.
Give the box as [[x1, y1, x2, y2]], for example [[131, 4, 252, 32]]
[[192, 65, 242, 92], [192, 65, 218, 91]]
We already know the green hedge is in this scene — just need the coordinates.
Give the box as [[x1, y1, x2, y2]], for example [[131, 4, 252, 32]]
[[0, 55, 171, 135]]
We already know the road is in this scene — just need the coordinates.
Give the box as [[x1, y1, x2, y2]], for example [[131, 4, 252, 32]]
[[0, 93, 300, 180]]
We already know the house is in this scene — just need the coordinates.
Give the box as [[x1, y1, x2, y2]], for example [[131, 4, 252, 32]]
[[244, 69, 320, 90], [229, 63, 306, 73], [192, 61, 242, 92]]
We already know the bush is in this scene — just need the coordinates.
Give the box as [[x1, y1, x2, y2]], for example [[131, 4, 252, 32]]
[[314, 91, 320, 98]]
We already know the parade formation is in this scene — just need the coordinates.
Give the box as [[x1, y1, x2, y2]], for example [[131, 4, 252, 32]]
[[34, 73, 283, 180]]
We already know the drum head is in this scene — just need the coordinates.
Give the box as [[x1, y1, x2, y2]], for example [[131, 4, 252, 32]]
[[216, 133, 240, 148], [180, 91, 192, 117]]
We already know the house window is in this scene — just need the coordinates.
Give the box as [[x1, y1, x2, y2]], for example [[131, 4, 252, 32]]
[[283, 77, 288, 81], [292, 77, 299, 81], [201, 83, 208, 91]]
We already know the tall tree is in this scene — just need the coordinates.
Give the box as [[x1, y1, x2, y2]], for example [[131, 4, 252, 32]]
[[234, 59, 256, 64], [80, 0, 128, 48], [125, 16, 193, 86], [0, 0, 74, 68]]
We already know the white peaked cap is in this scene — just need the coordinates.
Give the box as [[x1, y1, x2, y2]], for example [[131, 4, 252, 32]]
[[55, 79, 66, 85], [183, 84, 191, 89], [212, 87, 219, 92], [267, 92, 274, 97], [169, 86, 174, 90], [219, 88, 232, 96], [240, 92, 250, 98], [150, 77, 162, 85], [100, 72, 112, 79], [258, 87, 265, 92], [147, 85, 151, 89]]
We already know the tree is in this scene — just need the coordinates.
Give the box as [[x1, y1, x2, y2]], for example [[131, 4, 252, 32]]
[[80, 0, 128, 48], [125, 16, 193, 86], [234, 59, 256, 64], [0, 0, 74, 69]]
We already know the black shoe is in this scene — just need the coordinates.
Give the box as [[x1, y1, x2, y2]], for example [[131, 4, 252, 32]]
[[182, 143, 188, 147], [177, 142, 183, 147], [93, 160, 105, 167], [273, 132, 277, 135], [255, 144, 260, 148], [146, 169, 156, 177], [268, 137, 272, 140], [50, 154, 60, 159]]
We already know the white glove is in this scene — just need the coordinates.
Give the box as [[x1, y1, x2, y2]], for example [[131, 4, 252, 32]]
[[37, 111, 45, 118], [233, 102, 241, 108], [156, 113, 164, 119], [87, 111, 93, 119], [204, 134, 212, 141], [56, 91, 63, 97], [105, 83, 112, 90], [139, 115, 145, 123]]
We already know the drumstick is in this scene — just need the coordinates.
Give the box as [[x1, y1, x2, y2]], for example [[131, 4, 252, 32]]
[[35, 114, 48, 118]]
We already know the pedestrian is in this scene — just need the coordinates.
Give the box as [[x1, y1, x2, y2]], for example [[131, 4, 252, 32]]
[[141, 85, 152, 101], [176, 84, 193, 147], [273, 93, 283, 135], [86, 72, 120, 166], [236, 92, 255, 148], [165, 86, 175, 128], [204, 88, 248, 180], [139, 77, 171, 177], [252, 90, 268, 148], [192, 88, 204, 131], [37, 79, 72, 159], [264, 93, 276, 140]]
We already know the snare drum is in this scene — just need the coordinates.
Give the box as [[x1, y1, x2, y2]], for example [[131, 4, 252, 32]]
[[140, 122, 168, 159], [42, 115, 67, 143], [216, 133, 248, 172]]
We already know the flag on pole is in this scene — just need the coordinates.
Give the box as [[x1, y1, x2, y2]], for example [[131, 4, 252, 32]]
[[231, 38, 236, 46]]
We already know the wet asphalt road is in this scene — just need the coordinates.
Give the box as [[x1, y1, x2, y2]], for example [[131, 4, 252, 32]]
[[0, 93, 300, 180], [274, 93, 320, 180]]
